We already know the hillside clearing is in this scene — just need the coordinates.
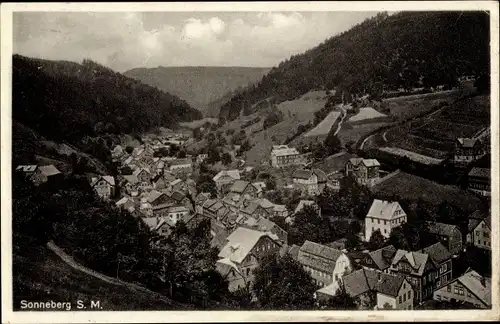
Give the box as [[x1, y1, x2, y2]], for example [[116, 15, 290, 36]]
[[348, 107, 388, 123], [305, 111, 341, 137], [179, 118, 219, 129]]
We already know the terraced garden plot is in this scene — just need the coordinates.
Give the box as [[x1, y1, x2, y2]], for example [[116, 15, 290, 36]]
[[348, 107, 388, 123], [411, 120, 479, 142], [304, 111, 341, 137], [378, 147, 444, 165]]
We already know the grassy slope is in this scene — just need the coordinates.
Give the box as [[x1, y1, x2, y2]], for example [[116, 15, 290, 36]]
[[371, 171, 484, 214], [13, 246, 183, 311]]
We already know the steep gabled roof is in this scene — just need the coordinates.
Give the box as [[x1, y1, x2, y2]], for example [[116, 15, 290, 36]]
[[298, 240, 343, 273], [457, 270, 491, 306], [229, 180, 251, 194], [420, 242, 452, 265], [38, 165, 62, 176], [366, 200, 403, 220], [292, 169, 313, 180], [392, 250, 431, 276], [294, 200, 317, 214], [218, 227, 279, 263], [468, 167, 490, 179], [457, 138, 479, 148], [368, 245, 397, 271], [375, 273, 405, 298], [427, 221, 459, 237], [213, 169, 240, 182], [312, 168, 328, 183]]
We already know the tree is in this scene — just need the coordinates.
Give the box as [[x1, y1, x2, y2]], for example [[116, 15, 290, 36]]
[[177, 150, 187, 159], [324, 131, 342, 156], [253, 254, 317, 309], [319, 284, 357, 310], [288, 204, 330, 246], [193, 127, 203, 141], [196, 174, 218, 199], [368, 229, 386, 250], [221, 152, 232, 166], [263, 111, 282, 130], [240, 140, 252, 153], [120, 165, 133, 175], [207, 145, 220, 164], [125, 145, 134, 154]]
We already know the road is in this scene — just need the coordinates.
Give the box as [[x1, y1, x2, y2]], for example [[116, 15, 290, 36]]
[[333, 106, 347, 136]]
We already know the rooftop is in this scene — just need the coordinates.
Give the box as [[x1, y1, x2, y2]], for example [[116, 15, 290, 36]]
[[366, 200, 404, 220]]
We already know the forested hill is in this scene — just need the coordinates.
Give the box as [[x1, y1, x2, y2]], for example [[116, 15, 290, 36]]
[[124, 66, 270, 117], [219, 11, 490, 121], [13, 55, 202, 143]]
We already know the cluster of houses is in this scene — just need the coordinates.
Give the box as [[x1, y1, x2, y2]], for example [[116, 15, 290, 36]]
[[14, 129, 491, 310], [453, 126, 491, 197]]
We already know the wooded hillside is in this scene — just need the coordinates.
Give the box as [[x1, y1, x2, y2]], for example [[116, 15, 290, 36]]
[[219, 11, 490, 121], [13, 55, 202, 143]]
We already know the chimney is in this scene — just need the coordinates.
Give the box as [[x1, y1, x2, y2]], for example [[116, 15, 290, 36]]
[[480, 276, 486, 287]]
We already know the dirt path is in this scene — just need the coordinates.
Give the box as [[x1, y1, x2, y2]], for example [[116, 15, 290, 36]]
[[46, 241, 173, 302], [333, 106, 347, 136]]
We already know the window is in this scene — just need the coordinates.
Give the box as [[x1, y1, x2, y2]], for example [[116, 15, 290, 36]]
[[447, 285, 451, 292], [384, 220, 387, 225], [458, 287, 464, 296], [454, 286, 459, 294], [467, 291, 472, 298], [484, 232, 490, 238], [378, 219, 380, 224], [403, 282, 406, 289], [398, 296, 402, 304], [403, 294, 406, 302], [408, 291, 411, 299]]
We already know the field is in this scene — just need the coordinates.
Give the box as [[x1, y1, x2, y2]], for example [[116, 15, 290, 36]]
[[277, 90, 329, 119], [386, 94, 490, 159], [312, 151, 357, 174], [382, 90, 462, 120], [337, 121, 392, 146], [304, 111, 341, 137], [179, 118, 219, 129], [378, 147, 444, 165], [13, 245, 184, 311], [371, 171, 485, 214], [348, 107, 388, 123]]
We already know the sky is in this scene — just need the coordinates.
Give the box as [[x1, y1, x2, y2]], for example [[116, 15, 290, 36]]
[[13, 11, 377, 72]]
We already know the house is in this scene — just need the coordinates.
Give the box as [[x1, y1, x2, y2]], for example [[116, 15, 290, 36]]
[[229, 180, 257, 197], [420, 242, 453, 290], [297, 240, 352, 291], [213, 170, 241, 193], [142, 216, 175, 237], [244, 217, 288, 244], [151, 174, 167, 190], [361, 245, 397, 274], [454, 138, 487, 167], [15, 165, 38, 180], [433, 270, 491, 309], [389, 249, 437, 303], [170, 179, 186, 193], [426, 221, 463, 255], [31, 164, 64, 186], [291, 168, 327, 196], [319, 267, 413, 310], [467, 216, 491, 250], [90, 175, 115, 200], [251, 181, 266, 196], [272, 204, 288, 218], [166, 206, 190, 225], [240, 201, 271, 220], [345, 158, 380, 187], [467, 167, 490, 197], [195, 192, 211, 214], [138, 202, 154, 218], [270, 145, 301, 168], [133, 168, 151, 183], [216, 227, 281, 291], [111, 145, 124, 159], [116, 197, 136, 212], [169, 158, 193, 174], [364, 200, 407, 242], [196, 153, 208, 164], [374, 272, 414, 310]]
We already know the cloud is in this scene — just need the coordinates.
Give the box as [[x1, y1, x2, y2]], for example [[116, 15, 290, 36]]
[[13, 11, 377, 71]]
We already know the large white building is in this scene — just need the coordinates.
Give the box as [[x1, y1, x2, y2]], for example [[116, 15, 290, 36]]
[[270, 145, 301, 168], [365, 200, 407, 242]]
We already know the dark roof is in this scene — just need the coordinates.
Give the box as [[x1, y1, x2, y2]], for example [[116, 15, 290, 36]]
[[469, 210, 488, 220], [312, 168, 327, 183], [368, 245, 397, 271], [297, 241, 343, 273], [343, 268, 379, 297], [468, 218, 482, 232], [347, 251, 369, 269], [427, 221, 459, 237], [288, 244, 300, 260], [420, 242, 452, 265], [229, 180, 251, 193], [170, 191, 186, 202], [292, 169, 313, 180], [468, 167, 490, 179], [375, 273, 405, 298]]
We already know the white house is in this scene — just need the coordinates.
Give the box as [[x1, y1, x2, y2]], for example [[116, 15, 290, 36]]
[[167, 206, 190, 225], [270, 145, 301, 168], [297, 240, 352, 292], [213, 170, 241, 193], [90, 175, 115, 200], [365, 200, 407, 242]]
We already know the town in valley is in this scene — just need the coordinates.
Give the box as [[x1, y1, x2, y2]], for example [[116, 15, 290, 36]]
[[10, 9, 493, 313]]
